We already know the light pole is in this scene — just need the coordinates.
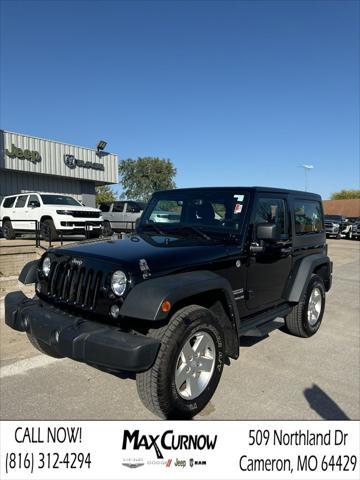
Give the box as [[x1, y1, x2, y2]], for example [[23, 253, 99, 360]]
[[299, 164, 314, 191]]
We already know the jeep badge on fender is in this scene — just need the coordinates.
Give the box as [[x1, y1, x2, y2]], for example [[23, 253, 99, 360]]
[[4, 186, 332, 419]]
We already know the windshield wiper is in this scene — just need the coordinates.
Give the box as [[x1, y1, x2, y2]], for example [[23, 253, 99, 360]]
[[141, 223, 167, 235], [168, 225, 212, 241]]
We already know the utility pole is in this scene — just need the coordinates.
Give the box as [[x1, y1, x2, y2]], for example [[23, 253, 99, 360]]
[[299, 164, 314, 191]]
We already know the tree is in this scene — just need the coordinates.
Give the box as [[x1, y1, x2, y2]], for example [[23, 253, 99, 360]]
[[118, 157, 176, 201], [330, 189, 360, 200], [95, 185, 116, 205]]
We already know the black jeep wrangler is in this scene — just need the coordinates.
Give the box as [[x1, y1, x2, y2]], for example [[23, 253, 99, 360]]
[[5, 187, 332, 419]]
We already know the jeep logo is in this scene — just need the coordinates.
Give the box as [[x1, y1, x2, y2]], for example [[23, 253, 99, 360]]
[[6, 144, 41, 163], [71, 258, 83, 267]]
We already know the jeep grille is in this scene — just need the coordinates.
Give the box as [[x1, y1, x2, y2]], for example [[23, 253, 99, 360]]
[[47, 259, 102, 310]]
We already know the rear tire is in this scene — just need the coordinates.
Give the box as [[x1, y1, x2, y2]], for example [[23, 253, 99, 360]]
[[103, 221, 113, 236], [136, 305, 224, 419], [40, 219, 59, 241], [2, 220, 16, 239], [285, 274, 325, 338], [27, 333, 64, 359]]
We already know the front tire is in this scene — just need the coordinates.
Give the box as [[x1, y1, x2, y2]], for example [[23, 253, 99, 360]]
[[27, 333, 64, 359], [285, 274, 325, 338], [136, 305, 224, 419]]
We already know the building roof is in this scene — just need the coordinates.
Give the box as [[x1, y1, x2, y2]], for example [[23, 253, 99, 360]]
[[323, 199, 360, 218]]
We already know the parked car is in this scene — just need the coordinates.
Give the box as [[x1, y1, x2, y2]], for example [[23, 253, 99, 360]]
[[0, 193, 103, 241], [5, 186, 332, 419], [349, 219, 360, 240], [324, 215, 351, 238], [150, 209, 182, 223], [99, 200, 146, 235]]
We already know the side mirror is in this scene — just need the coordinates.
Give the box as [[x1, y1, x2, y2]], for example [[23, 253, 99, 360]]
[[135, 218, 141, 230], [256, 223, 281, 242]]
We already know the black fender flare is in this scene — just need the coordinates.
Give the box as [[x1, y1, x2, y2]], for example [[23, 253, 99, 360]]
[[19, 259, 39, 285], [285, 254, 332, 303], [120, 270, 241, 358]]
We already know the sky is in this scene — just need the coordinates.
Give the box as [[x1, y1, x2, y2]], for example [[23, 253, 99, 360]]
[[1, 0, 359, 199]]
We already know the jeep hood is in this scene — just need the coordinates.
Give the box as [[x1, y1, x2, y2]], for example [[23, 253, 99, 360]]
[[53, 233, 240, 278]]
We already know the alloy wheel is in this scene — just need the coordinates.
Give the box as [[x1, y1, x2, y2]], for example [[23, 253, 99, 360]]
[[307, 287, 322, 326], [175, 331, 216, 400]]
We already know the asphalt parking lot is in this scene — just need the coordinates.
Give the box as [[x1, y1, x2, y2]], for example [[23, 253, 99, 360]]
[[0, 239, 359, 420]]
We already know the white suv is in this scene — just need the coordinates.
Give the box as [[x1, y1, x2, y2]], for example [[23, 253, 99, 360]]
[[0, 193, 103, 241]]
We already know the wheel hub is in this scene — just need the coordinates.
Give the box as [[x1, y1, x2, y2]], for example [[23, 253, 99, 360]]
[[174, 331, 216, 400], [307, 287, 322, 326]]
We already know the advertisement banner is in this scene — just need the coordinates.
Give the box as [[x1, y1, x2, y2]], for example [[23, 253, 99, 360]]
[[1, 420, 359, 480]]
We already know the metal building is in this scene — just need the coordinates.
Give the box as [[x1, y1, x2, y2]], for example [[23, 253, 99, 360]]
[[0, 130, 118, 207]]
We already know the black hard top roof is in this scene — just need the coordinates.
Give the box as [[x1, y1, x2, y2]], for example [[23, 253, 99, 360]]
[[156, 186, 322, 199]]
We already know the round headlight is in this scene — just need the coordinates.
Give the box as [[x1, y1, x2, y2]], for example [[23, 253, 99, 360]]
[[111, 270, 127, 296], [42, 256, 51, 277]]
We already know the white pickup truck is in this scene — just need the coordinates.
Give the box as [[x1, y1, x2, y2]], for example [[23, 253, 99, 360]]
[[0, 193, 103, 241]]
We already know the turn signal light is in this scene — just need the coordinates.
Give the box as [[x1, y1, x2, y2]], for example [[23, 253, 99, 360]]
[[161, 300, 171, 313]]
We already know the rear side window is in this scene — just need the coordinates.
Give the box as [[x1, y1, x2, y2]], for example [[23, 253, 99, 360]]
[[2, 196, 16, 208], [126, 202, 142, 213], [113, 202, 124, 213], [294, 200, 324, 234], [15, 195, 29, 208], [99, 203, 111, 212]]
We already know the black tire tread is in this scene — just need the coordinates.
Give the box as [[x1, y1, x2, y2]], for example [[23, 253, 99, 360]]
[[3, 220, 15, 240], [285, 274, 324, 338], [41, 219, 59, 241], [136, 305, 206, 418]]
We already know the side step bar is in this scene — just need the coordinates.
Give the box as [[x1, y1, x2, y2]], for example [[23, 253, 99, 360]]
[[239, 303, 292, 337]]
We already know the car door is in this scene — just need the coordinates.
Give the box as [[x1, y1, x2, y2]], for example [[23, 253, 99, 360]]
[[25, 194, 41, 231], [12, 195, 29, 230], [245, 194, 292, 312], [111, 202, 125, 230]]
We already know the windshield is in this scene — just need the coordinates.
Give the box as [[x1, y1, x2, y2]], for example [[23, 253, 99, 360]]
[[41, 194, 82, 206], [139, 189, 248, 236]]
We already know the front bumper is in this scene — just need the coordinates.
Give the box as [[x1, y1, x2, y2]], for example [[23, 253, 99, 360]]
[[325, 228, 339, 235], [5, 291, 160, 372]]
